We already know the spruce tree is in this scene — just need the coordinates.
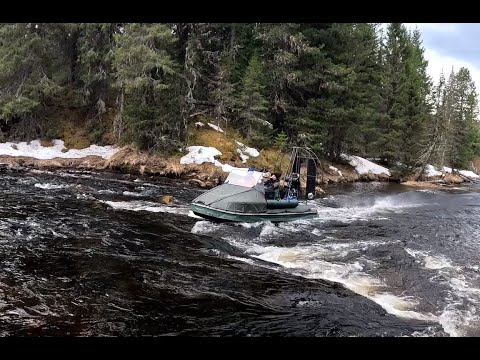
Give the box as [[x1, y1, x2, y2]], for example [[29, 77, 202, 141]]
[[112, 23, 184, 152], [237, 54, 270, 144]]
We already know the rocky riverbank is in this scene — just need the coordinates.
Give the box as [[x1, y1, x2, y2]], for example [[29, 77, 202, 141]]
[[0, 144, 475, 192], [1, 131, 478, 191]]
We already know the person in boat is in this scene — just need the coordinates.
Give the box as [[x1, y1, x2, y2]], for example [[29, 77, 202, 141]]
[[271, 174, 280, 200], [261, 171, 271, 184], [263, 173, 281, 200], [263, 172, 276, 200], [254, 171, 280, 200], [291, 173, 300, 191]]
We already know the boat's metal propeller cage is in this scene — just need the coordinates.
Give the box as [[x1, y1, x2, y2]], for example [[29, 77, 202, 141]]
[[275, 146, 323, 202]]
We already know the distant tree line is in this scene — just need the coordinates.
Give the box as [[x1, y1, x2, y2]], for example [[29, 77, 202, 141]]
[[0, 23, 478, 169]]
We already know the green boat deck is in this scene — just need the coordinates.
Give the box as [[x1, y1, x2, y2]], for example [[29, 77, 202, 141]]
[[191, 203, 318, 223]]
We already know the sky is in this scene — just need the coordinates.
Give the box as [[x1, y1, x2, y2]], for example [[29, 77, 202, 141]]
[[381, 23, 480, 91]]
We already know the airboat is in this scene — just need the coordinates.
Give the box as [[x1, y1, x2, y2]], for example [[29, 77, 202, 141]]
[[191, 147, 322, 223]]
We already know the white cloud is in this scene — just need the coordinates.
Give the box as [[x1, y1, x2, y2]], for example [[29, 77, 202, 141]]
[[379, 23, 480, 90], [423, 47, 480, 91], [405, 23, 460, 34], [414, 23, 480, 90]]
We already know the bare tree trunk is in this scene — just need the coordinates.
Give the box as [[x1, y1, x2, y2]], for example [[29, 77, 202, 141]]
[[69, 27, 80, 84], [230, 24, 236, 57], [184, 35, 198, 112], [114, 87, 125, 142]]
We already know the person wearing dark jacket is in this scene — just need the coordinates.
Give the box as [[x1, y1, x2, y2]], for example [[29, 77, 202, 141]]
[[264, 174, 280, 200], [264, 178, 275, 199]]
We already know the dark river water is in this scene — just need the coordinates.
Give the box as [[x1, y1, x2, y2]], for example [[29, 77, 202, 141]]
[[1, 167, 480, 336]]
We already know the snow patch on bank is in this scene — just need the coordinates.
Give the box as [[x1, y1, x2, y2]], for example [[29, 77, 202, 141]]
[[236, 149, 249, 163], [425, 164, 443, 177], [425, 164, 480, 179], [341, 154, 391, 176], [235, 141, 259, 164], [0, 140, 118, 160], [180, 146, 222, 165], [459, 170, 480, 179], [207, 123, 224, 133], [180, 141, 260, 173], [235, 141, 260, 158], [329, 165, 343, 177]]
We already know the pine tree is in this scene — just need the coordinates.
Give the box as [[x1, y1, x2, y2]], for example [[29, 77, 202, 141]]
[[379, 23, 410, 164], [379, 24, 432, 167], [316, 23, 358, 160], [343, 24, 384, 158], [344, 23, 388, 159], [300, 23, 384, 160], [0, 24, 65, 140], [0, 21, 478, 171], [423, 70, 447, 168], [440, 69, 458, 166], [210, 51, 236, 132], [112, 23, 184, 152], [256, 23, 314, 139], [174, 23, 241, 132], [237, 54, 270, 144], [401, 29, 433, 167], [77, 23, 118, 114], [450, 67, 478, 167]]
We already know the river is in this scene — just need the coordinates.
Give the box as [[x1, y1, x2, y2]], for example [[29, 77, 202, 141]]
[[2, 167, 479, 336]]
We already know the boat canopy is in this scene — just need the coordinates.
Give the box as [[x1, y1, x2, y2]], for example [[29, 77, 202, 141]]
[[224, 169, 263, 188], [193, 183, 268, 213]]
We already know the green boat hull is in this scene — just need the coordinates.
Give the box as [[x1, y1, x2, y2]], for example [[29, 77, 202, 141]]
[[191, 203, 318, 223]]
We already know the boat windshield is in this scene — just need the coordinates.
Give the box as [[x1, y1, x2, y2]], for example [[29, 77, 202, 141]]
[[224, 169, 262, 188]]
